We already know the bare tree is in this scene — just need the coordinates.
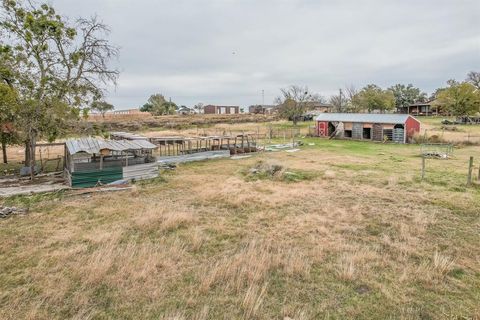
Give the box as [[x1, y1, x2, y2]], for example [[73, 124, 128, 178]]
[[193, 102, 204, 114], [467, 71, 480, 90], [329, 85, 359, 113], [275, 85, 320, 125]]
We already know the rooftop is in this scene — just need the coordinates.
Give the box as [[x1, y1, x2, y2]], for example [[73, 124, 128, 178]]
[[66, 137, 156, 155], [315, 113, 417, 124]]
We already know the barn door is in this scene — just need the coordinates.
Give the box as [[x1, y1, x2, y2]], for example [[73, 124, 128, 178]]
[[352, 123, 363, 139], [317, 122, 328, 136], [372, 124, 383, 141], [393, 125, 404, 143]]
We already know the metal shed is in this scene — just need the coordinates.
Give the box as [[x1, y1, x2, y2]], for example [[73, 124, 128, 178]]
[[315, 113, 420, 143], [65, 137, 158, 188]]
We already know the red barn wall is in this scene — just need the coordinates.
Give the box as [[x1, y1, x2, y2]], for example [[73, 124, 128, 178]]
[[405, 117, 421, 140]]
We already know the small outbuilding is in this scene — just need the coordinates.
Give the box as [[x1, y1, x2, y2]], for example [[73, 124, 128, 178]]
[[65, 137, 158, 188], [315, 113, 420, 143], [204, 105, 240, 114]]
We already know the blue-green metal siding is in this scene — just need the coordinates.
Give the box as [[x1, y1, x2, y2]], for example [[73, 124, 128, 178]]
[[71, 167, 123, 188]]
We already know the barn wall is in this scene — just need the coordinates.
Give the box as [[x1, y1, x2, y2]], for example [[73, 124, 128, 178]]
[[405, 117, 421, 140], [203, 105, 217, 114]]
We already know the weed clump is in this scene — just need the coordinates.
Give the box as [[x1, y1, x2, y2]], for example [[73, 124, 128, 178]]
[[243, 160, 316, 182]]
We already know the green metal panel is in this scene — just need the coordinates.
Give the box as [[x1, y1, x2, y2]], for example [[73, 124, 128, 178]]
[[71, 167, 123, 188]]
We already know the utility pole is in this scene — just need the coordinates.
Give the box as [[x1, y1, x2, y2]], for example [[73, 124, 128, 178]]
[[262, 89, 265, 105], [339, 88, 343, 112]]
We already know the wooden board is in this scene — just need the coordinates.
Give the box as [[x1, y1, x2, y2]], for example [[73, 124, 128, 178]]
[[372, 124, 383, 141]]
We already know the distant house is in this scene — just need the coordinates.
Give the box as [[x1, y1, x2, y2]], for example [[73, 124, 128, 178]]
[[112, 109, 146, 115], [288, 103, 333, 121], [203, 105, 240, 114], [307, 102, 334, 113], [177, 106, 194, 115], [315, 113, 420, 143], [248, 104, 277, 114], [397, 100, 442, 116]]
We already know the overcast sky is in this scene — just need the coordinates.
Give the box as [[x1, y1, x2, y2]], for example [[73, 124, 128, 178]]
[[53, 0, 480, 109]]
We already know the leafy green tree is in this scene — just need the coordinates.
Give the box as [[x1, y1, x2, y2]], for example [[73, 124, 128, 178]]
[[435, 80, 480, 116], [91, 101, 114, 118], [140, 94, 177, 115], [0, 83, 18, 163], [352, 84, 395, 113], [388, 84, 427, 111], [275, 85, 320, 125], [0, 0, 119, 177]]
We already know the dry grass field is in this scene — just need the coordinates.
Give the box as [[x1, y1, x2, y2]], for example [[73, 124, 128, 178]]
[[1, 134, 479, 319], [421, 117, 480, 144]]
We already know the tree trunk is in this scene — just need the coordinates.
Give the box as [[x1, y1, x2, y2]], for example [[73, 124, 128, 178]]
[[1, 139, 7, 164], [25, 134, 36, 181], [25, 141, 31, 165], [30, 135, 36, 181]]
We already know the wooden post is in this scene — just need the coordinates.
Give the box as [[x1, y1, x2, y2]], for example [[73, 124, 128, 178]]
[[477, 165, 480, 181], [291, 128, 294, 148], [421, 156, 425, 181], [467, 156, 473, 186], [63, 143, 67, 170]]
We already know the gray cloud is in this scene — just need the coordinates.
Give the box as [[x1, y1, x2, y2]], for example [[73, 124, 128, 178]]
[[53, 0, 480, 108]]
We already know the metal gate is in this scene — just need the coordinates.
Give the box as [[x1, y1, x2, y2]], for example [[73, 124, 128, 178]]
[[393, 128, 404, 143], [372, 124, 383, 141], [352, 123, 363, 139]]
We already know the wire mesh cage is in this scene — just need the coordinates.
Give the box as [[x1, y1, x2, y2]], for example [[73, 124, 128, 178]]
[[420, 143, 454, 159]]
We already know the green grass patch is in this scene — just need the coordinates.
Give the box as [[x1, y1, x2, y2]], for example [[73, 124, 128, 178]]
[[2, 190, 65, 208]]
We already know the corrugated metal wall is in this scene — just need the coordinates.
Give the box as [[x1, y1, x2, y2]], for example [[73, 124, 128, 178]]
[[123, 163, 159, 181]]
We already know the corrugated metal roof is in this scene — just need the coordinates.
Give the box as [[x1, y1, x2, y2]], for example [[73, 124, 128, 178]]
[[66, 137, 156, 155], [110, 131, 148, 140], [315, 113, 417, 124]]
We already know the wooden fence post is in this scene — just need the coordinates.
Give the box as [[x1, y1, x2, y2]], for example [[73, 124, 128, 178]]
[[467, 156, 473, 186], [421, 156, 425, 181]]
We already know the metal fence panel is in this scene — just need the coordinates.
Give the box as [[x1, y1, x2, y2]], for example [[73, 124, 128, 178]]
[[352, 123, 363, 139], [71, 167, 123, 188]]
